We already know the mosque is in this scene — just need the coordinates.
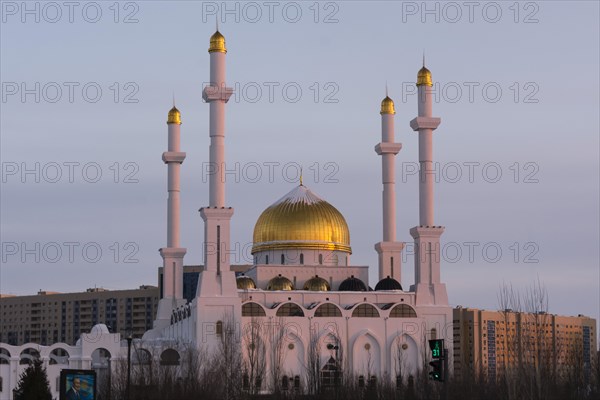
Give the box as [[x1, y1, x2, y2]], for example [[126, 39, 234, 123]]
[[0, 29, 452, 397], [144, 28, 451, 387]]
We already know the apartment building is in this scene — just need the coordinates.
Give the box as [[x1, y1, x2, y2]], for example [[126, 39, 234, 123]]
[[0, 286, 158, 345], [453, 307, 596, 381]]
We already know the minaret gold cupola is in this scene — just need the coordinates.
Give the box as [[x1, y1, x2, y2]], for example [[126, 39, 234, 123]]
[[380, 96, 396, 115], [417, 66, 433, 87], [209, 30, 227, 53], [167, 106, 181, 125]]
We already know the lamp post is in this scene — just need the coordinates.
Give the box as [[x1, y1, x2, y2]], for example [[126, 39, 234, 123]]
[[126, 333, 133, 400], [327, 343, 340, 398]]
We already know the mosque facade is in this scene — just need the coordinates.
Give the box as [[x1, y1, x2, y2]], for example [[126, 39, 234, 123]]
[[0, 30, 452, 397]]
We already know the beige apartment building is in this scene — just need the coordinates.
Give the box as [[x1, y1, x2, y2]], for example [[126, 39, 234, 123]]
[[0, 286, 159, 345], [453, 307, 597, 381]]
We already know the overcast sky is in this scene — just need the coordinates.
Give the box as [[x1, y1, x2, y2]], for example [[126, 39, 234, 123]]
[[1, 1, 598, 330]]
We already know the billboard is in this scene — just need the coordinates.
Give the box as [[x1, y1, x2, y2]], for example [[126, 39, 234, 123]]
[[59, 369, 96, 400]]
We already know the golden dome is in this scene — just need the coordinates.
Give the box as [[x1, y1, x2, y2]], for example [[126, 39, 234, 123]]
[[209, 30, 227, 53], [417, 66, 432, 87], [251, 185, 351, 254], [380, 96, 395, 115], [167, 106, 181, 125], [236, 275, 256, 290], [267, 274, 294, 291], [303, 275, 330, 291]]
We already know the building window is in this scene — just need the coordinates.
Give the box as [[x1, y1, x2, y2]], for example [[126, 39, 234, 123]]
[[216, 321, 223, 337], [300, 254, 304, 264], [319, 254, 323, 264], [242, 302, 266, 317], [294, 375, 300, 389], [389, 304, 417, 318], [281, 254, 285, 265], [281, 375, 289, 390], [352, 304, 380, 318], [265, 255, 269, 265], [314, 303, 342, 317], [276, 303, 304, 317]]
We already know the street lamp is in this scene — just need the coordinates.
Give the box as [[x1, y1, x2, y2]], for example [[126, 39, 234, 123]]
[[126, 333, 133, 400], [327, 343, 340, 397]]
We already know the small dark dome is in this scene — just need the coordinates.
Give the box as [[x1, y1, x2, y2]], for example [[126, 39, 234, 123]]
[[236, 275, 256, 290], [338, 275, 367, 292], [374, 276, 403, 291]]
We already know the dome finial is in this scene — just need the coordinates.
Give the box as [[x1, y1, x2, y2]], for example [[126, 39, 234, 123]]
[[300, 167, 303, 186], [209, 27, 227, 53], [167, 98, 181, 125], [380, 87, 395, 115], [417, 55, 433, 87]]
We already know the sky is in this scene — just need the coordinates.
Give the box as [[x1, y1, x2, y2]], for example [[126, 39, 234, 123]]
[[1, 1, 599, 330]]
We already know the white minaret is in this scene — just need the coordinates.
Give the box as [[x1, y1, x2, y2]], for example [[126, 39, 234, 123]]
[[374, 92, 405, 283], [196, 30, 239, 304], [155, 105, 187, 328], [409, 61, 448, 305]]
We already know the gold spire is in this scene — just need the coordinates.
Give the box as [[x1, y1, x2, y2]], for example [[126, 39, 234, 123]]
[[380, 96, 395, 115], [167, 106, 181, 125], [417, 56, 433, 87], [209, 30, 227, 53]]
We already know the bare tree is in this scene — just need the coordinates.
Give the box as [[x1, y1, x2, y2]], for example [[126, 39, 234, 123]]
[[242, 318, 266, 395]]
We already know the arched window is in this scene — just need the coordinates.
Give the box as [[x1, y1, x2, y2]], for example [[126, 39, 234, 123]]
[[49, 348, 69, 365], [358, 375, 365, 388], [133, 348, 152, 365], [314, 303, 342, 317], [294, 375, 301, 389], [0, 348, 11, 365], [265, 255, 269, 265], [91, 348, 111, 369], [351, 304, 380, 318], [281, 254, 285, 264], [389, 304, 417, 318], [160, 348, 180, 366], [281, 375, 289, 390], [19, 348, 40, 365], [216, 321, 223, 337], [242, 302, 266, 317], [300, 254, 304, 264], [318, 254, 323, 264], [276, 303, 304, 317]]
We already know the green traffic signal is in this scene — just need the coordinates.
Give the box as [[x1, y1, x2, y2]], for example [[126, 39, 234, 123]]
[[429, 360, 444, 382]]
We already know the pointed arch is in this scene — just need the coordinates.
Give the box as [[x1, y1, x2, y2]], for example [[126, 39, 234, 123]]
[[391, 333, 419, 381], [351, 330, 382, 377]]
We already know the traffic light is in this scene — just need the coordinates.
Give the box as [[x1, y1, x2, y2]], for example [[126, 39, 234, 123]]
[[429, 359, 444, 382], [429, 339, 444, 358], [428, 339, 445, 382]]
